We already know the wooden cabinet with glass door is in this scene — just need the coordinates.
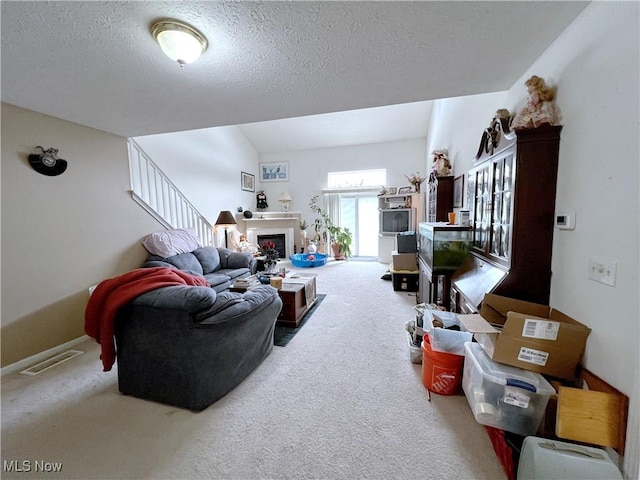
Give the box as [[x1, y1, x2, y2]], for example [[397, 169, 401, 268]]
[[468, 148, 515, 268], [426, 175, 454, 222], [453, 125, 562, 311]]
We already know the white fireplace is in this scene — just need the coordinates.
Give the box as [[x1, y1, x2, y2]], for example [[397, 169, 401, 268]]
[[250, 227, 294, 257], [236, 212, 302, 257]]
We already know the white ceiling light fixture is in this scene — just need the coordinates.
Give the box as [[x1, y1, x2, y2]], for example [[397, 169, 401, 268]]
[[151, 19, 208, 67]]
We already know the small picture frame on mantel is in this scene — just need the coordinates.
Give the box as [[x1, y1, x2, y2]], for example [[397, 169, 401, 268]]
[[453, 175, 464, 208]]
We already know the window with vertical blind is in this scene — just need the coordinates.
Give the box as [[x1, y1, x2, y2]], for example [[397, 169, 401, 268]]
[[323, 169, 385, 256]]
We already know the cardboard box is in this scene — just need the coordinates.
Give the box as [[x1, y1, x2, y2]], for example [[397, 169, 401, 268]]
[[391, 251, 417, 271], [458, 294, 591, 381]]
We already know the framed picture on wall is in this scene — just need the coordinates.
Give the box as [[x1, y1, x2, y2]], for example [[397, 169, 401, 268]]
[[259, 161, 289, 182], [241, 171, 255, 192], [454, 175, 464, 208]]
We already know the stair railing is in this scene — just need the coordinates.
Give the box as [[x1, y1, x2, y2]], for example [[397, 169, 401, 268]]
[[127, 139, 215, 246]]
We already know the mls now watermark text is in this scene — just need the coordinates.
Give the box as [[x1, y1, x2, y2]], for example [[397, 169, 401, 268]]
[[3, 460, 63, 473]]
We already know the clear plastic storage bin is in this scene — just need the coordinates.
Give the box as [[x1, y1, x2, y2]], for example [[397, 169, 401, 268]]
[[424, 310, 472, 356], [462, 342, 556, 436]]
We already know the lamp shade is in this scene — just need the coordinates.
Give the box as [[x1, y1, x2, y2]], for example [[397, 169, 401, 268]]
[[215, 210, 237, 227], [151, 19, 208, 66], [279, 191, 293, 202]]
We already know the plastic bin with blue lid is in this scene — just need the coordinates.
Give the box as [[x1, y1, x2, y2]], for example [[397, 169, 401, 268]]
[[462, 341, 556, 436]]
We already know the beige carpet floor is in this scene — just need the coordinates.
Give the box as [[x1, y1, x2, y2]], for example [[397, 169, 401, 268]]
[[1, 259, 505, 479]]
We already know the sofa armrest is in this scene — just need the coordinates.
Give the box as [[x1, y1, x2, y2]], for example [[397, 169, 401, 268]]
[[218, 248, 258, 274], [196, 286, 280, 324], [131, 285, 217, 312], [129, 285, 279, 322]]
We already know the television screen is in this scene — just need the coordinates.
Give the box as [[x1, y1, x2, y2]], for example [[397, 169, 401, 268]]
[[380, 209, 411, 235]]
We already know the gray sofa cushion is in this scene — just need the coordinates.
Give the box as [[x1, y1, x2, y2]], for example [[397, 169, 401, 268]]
[[162, 253, 204, 275], [143, 259, 176, 270], [218, 268, 251, 280], [219, 249, 255, 270], [192, 246, 221, 274], [204, 272, 233, 289]]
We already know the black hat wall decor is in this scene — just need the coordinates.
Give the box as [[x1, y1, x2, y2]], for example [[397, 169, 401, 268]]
[[29, 146, 68, 176]]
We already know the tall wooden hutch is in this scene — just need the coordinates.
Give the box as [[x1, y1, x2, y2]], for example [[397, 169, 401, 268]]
[[451, 125, 562, 313], [426, 174, 454, 222]]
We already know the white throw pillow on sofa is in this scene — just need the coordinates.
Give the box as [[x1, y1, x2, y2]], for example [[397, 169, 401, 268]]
[[142, 228, 201, 258]]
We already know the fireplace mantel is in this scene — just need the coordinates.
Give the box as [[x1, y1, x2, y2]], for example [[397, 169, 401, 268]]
[[242, 217, 300, 222], [236, 211, 302, 221]]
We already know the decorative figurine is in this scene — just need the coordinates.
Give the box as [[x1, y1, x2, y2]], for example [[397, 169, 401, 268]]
[[28, 146, 68, 176], [256, 190, 268, 210], [431, 149, 451, 177], [511, 75, 561, 130], [475, 109, 514, 159]]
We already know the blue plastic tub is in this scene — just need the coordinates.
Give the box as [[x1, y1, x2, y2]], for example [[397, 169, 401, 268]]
[[289, 253, 328, 268]]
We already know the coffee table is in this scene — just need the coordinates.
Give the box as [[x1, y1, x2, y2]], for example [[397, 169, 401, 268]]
[[277, 272, 317, 327]]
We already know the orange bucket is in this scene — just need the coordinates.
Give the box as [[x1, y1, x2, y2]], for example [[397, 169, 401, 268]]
[[421, 335, 464, 395]]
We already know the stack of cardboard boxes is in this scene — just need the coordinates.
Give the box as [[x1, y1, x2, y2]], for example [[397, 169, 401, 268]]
[[424, 293, 593, 439], [458, 293, 591, 382], [390, 232, 419, 292], [448, 294, 626, 479], [390, 251, 418, 292]]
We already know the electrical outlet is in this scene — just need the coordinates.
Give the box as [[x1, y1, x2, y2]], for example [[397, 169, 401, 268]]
[[588, 259, 617, 287]]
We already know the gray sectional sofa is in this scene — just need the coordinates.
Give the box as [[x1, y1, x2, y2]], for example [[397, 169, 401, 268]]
[[112, 245, 281, 411], [143, 246, 258, 292]]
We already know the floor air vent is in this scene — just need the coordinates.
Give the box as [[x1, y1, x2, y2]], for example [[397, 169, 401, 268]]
[[20, 350, 84, 376]]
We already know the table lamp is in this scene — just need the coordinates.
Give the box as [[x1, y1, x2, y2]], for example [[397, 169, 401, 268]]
[[215, 210, 237, 248], [279, 191, 292, 212]]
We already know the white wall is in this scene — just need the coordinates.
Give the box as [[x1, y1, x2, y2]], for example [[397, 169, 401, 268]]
[[133, 126, 260, 243], [1, 103, 163, 366], [426, 3, 639, 477], [425, 91, 507, 175], [258, 139, 427, 227]]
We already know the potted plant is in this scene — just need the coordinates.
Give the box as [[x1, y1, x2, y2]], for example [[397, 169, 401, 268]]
[[309, 195, 352, 260], [259, 240, 279, 273]]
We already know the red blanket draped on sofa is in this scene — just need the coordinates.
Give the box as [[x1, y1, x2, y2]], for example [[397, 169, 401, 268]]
[[85, 267, 209, 371]]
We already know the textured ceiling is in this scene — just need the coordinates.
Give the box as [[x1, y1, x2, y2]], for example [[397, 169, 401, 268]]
[[1, 1, 588, 147]]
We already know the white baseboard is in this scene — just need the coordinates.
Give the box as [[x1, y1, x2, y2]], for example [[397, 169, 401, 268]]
[[1, 335, 90, 377]]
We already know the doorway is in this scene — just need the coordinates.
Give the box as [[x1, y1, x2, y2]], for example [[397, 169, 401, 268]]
[[339, 194, 379, 257]]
